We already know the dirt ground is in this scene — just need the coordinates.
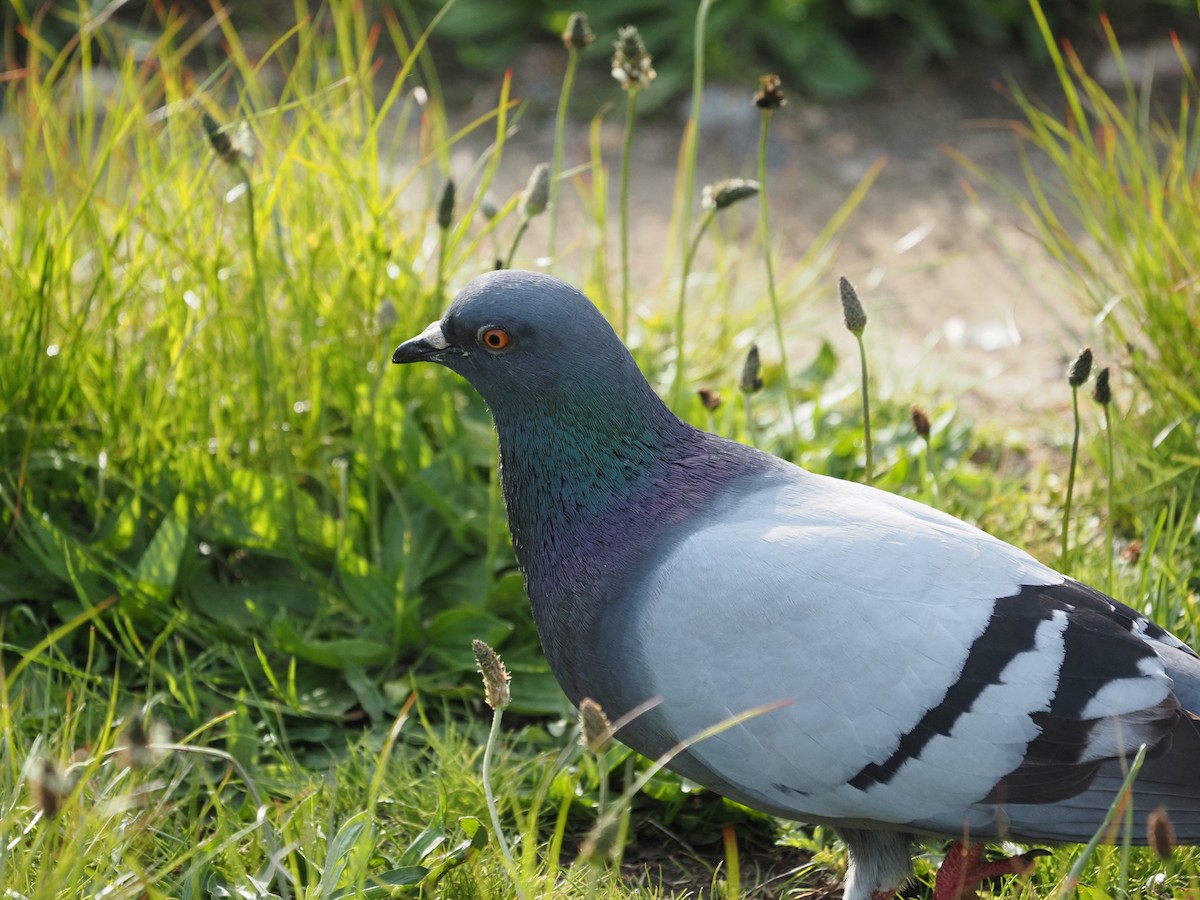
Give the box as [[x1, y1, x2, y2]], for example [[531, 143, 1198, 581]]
[[447, 45, 1120, 441]]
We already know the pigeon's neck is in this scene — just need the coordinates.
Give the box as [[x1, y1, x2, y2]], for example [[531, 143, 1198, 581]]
[[495, 397, 697, 559], [492, 395, 773, 696]]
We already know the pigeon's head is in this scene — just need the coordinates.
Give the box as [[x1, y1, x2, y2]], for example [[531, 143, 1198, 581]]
[[393, 270, 657, 422]]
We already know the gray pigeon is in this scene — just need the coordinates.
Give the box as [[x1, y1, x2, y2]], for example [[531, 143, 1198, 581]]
[[393, 269, 1200, 900]]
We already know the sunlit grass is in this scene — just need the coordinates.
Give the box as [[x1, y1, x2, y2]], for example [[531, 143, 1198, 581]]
[[954, 0, 1200, 543]]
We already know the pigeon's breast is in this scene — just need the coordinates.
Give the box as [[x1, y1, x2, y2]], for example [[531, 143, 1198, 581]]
[[519, 447, 778, 706]]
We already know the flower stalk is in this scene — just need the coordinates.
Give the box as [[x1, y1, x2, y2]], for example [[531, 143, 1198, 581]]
[[504, 163, 550, 269], [754, 74, 799, 451], [1061, 347, 1093, 567], [579, 697, 612, 819], [672, 179, 759, 408], [472, 640, 525, 898], [1093, 366, 1114, 591], [698, 387, 722, 433], [840, 277, 872, 484], [740, 344, 764, 446], [912, 404, 938, 504], [548, 13, 593, 263], [612, 26, 654, 340], [436, 178, 455, 302]]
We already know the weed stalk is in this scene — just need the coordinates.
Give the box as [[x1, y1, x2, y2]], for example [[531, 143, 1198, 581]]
[[548, 13, 593, 263], [481, 708, 524, 897], [504, 163, 549, 269], [1094, 367, 1114, 591], [754, 75, 799, 450], [618, 87, 639, 340], [473, 641, 525, 899], [673, 180, 759, 409], [436, 178, 455, 302], [741, 345, 764, 446], [579, 698, 613, 819], [912, 405, 939, 505], [676, 0, 714, 279], [840, 277, 872, 484], [612, 25, 655, 339], [1062, 348, 1093, 568], [672, 206, 717, 406]]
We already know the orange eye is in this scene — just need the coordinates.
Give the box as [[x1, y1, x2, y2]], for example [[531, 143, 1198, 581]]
[[480, 327, 512, 351]]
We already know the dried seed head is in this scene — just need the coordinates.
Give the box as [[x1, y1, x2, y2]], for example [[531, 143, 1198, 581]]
[[1068, 347, 1093, 387], [579, 810, 622, 864], [911, 405, 931, 440], [698, 388, 723, 412], [578, 698, 613, 752], [473, 639, 511, 710], [612, 26, 656, 91], [562, 12, 594, 51], [754, 74, 786, 109], [118, 711, 169, 769], [376, 298, 398, 333], [121, 712, 148, 767], [520, 163, 551, 218], [27, 757, 66, 819], [740, 344, 764, 394], [1149, 806, 1175, 860], [202, 112, 240, 165], [1093, 366, 1111, 406], [702, 178, 760, 211], [839, 276, 867, 336], [437, 179, 456, 231]]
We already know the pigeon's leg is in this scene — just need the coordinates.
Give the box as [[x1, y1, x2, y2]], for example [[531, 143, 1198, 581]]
[[837, 828, 914, 900], [933, 841, 1048, 900]]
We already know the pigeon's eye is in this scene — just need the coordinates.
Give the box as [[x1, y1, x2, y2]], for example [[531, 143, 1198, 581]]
[[479, 327, 512, 352]]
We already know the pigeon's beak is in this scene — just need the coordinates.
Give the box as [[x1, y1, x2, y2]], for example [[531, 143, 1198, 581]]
[[393, 319, 452, 364]]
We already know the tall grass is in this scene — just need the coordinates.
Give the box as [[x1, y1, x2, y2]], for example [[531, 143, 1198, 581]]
[[954, 0, 1200, 534], [0, 0, 535, 697]]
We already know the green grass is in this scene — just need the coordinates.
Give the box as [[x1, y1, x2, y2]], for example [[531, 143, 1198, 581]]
[[954, 0, 1200, 552], [2, 0, 1199, 896]]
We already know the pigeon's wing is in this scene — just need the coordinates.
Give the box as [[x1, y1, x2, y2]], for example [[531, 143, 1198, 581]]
[[614, 471, 1200, 840]]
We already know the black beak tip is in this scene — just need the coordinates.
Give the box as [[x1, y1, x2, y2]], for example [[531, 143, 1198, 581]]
[[392, 339, 432, 364], [393, 320, 450, 365]]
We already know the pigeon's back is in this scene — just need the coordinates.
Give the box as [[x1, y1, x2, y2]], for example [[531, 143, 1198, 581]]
[[602, 464, 1200, 843]]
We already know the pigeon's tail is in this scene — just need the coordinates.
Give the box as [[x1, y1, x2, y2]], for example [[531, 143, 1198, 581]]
[[1003, 710, 1200, 845]]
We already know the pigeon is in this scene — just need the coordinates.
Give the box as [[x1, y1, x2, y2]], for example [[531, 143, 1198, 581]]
[[393, 270, 1200, 900]]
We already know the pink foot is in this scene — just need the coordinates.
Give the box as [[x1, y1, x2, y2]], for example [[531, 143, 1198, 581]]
[[933, 841, 1049, 900]]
